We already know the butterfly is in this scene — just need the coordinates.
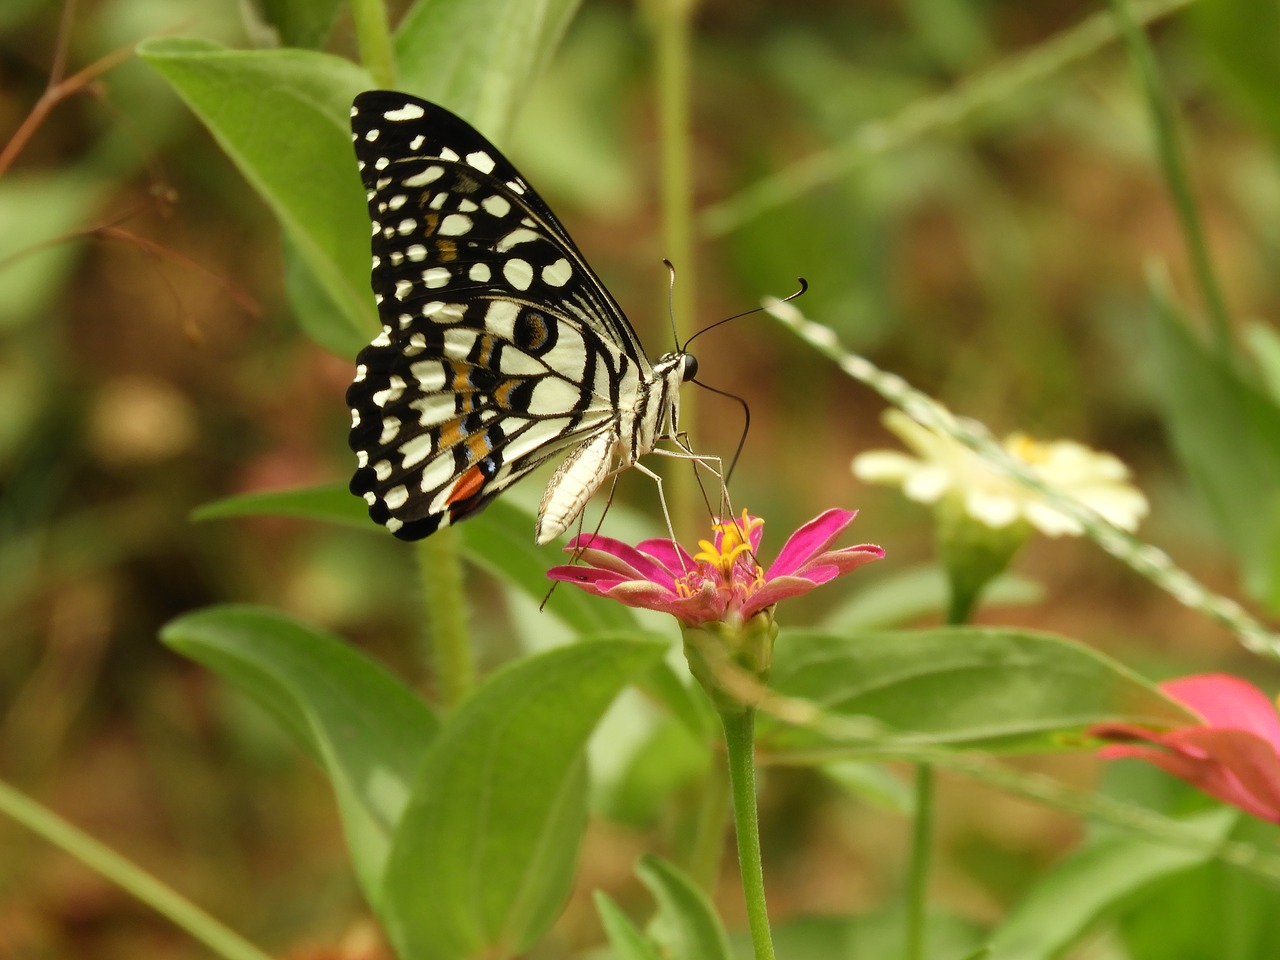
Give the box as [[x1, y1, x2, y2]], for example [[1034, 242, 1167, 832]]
[[346, 91, 699, 544]]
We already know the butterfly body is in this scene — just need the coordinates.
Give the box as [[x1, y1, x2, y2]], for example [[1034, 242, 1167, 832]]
[[346, 91, 696, 543]]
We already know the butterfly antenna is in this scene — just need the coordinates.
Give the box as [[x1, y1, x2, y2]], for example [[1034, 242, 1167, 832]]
[[682, 277, 808, 353], [662, 258, 681, 350], [690, 378, 751, 484]]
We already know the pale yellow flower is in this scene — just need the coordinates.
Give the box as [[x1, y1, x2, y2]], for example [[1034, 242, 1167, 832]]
[[852, 409, 1148, 536]]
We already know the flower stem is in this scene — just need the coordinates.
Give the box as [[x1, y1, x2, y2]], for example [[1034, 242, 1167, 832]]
[[903, 763, 935, 960], [415, 529, 474, 709], [350, 0, 397, 89], [720, 707, 776, 960], [0, 779, 274, 960]]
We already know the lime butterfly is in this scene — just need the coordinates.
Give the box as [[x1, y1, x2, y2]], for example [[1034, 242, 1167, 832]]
[[346, 91, 697, 543]]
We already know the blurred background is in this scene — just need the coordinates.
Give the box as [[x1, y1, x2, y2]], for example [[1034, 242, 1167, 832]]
[[2, 0, 1278, 956]]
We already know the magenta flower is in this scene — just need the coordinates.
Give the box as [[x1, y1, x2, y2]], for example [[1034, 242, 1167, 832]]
[[1092, 673, 1280, 824], [547, 508, 884, 628]]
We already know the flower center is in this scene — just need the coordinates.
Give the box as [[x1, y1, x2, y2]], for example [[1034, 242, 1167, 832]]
[[687, 509, 766, 601]]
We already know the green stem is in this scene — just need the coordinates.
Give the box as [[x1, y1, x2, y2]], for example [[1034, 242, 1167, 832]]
[[646, 0, 699, 535], [904, 764, 935, 960], [0, 779, 274, 960], [350, 0, 397, 89], [415, 529, 474, 710], [1107, 0, 1234, 364], [721, 708, 776, 960]]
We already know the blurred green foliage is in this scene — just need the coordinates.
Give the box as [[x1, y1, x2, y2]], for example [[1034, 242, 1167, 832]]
[[3, 0, 1280, 957]]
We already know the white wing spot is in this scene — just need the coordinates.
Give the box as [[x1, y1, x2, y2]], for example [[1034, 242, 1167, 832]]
[[505, 180, 526, 194], [409, 134, 425, 151], [403, 166, 444, 188], [542, 258, 573, 287], [497, 228, 539, 251], [387, 194, 407, 210], [399, 433, 433, 469], [424, 267, 451, 288], [406, 244, 428, 262], [383, 103, 426, 122], [439, 214, 472, 236], [503, 258, 534, 291], [384, 485, 409, 509], [373, 459, 393, 481], [469, 263, 491, 283], [482, 195, 510, 218], [394, 278, 413, 300], [378, 417, 401, 445], [372, 376, 406, 408], [397, 218, 417, 235], [364, 129, 379, 142], [439, 147, 461, 162], [457, 199, 478, 213], [466, 151, 496, 174], [374, 157, 389, 170]]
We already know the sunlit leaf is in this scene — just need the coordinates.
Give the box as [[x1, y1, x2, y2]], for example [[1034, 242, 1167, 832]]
[[762, 627, 1195, 754]]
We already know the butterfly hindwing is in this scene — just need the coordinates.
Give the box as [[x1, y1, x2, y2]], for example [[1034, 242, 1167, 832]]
[[346, 91, 653, 540]]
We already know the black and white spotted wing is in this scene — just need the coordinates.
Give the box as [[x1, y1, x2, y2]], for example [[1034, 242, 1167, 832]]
[[346, 91, 697, 544]]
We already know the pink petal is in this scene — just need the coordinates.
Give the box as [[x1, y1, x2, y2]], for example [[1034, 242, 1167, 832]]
[[740, 574, 824, 620], [605, 579, 724, 625], [1162, 674, 1280, 747], [766, 509, 857, 580], [788, 544, 886, 583], [545, 565, 634, 592], [1101, 728, 1280, 824], [635, 537, 698, 576], [567, 535, 679, 588]]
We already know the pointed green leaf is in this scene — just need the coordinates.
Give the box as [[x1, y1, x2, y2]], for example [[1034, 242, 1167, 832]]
[[138, 38, 374, 356], [595, 892, 663, 960], [192, 481, 368, 527], [763, 628, 1195, 754], [393, 0, 582, 136], [160, 605, 436, 903], [380, 637, 667, 960], [636, 855, 733, 960], [986, 808, 1237, 960], [1151, 284, 1280, 610]]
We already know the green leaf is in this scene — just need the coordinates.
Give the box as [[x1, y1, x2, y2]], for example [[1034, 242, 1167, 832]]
[[762, 627, 1195, 754], [159, 605, 437, 903], [985, 808, 1238, 960], [242, 0, 344, 49], [380, 637, 667, 960], [637, 855, 733, 960], [595, 892, 663, 960], [747, 907, 984, 960], [393, 0, 583, 137], [1150, 281, 1280, 610], [138, 38, 374, 356], [192, 481, 368, 527]]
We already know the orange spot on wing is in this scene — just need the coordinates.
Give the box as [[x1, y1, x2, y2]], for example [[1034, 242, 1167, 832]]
[[446, 463, 487, 506]]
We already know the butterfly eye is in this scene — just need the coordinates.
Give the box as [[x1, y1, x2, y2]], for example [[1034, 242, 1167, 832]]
[[681, 354, 699, 382]]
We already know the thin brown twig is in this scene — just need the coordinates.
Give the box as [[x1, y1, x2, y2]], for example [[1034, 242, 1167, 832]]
[[0, 42, 138, 179]]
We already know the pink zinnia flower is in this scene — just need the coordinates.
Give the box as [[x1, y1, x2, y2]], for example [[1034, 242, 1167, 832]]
[[1092, 673, 1280, 824], [546, 508, 884, 628]]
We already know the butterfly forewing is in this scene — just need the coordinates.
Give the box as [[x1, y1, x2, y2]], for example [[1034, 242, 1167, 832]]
[[346, 91, 675, 542]]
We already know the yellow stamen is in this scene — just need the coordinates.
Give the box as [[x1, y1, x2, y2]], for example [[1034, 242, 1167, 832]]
[[693, 509, 765, 581]]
